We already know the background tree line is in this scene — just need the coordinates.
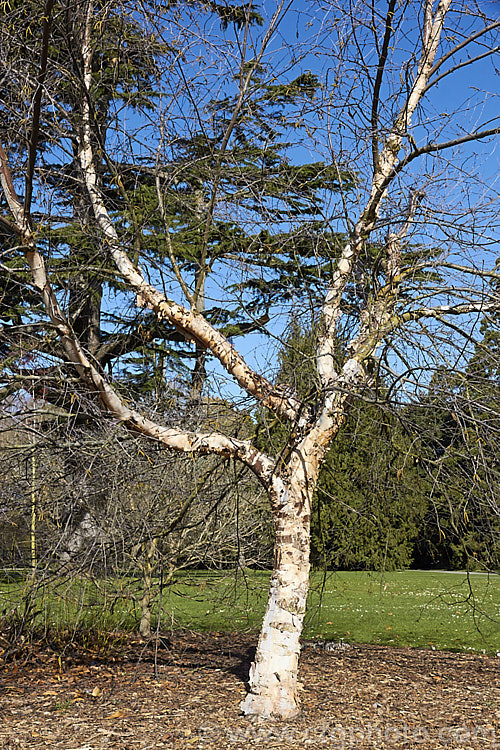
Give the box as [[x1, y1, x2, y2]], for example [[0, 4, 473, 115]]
[[257, 315, 499, 573]]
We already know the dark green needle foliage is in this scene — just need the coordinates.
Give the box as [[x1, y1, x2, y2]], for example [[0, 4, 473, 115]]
[[409, 304, 500, 571], [256, 321, 428, 571]]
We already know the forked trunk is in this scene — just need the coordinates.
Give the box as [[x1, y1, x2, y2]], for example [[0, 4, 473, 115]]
[[240, 475, 311, 719]]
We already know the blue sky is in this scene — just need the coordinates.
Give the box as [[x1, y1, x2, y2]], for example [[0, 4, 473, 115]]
[[8, 0, 499, 406], [198, 1, 500, 393]]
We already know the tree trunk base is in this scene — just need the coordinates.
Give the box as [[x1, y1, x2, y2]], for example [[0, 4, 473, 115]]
[[240, 686, 299, 720], [239, 600, 303, 719]]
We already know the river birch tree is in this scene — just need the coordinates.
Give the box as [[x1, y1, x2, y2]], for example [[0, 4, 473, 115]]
[[1, 0, 499, 719]]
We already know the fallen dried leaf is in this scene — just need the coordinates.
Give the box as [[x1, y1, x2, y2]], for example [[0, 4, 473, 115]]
[[105, 710, 128, 719]]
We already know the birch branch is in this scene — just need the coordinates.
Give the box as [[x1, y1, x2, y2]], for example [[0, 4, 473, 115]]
[[76, 3, 307, 426], [155, 174, 194, 306], [390, 126, 500, 179], [386, 189, 425, 281], [194, 0, 291, 306], [316, 0, 452, 389], [423, 45, 500, 94], [428, 19, 500, 79], [370, 0, 397, 174], [394, 300, 500, 326], [0, 138, 277, 486], [23, 229, 275, 484], [0, 141, 26, 231]]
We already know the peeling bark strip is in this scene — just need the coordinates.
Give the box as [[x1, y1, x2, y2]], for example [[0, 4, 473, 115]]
[[241, 476, 311, 719]]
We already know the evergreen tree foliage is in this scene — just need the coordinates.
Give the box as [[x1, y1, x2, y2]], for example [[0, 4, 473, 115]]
[[408, 305, 500, 571], [0, 0, 167, 399], [0, 3, 354, 402], [258, 321, 428, 571], [264, 316, 499, 572], [313, 407, 428, 571]]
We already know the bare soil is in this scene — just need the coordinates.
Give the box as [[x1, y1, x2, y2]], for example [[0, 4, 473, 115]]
[[0, 632, 498, 749]]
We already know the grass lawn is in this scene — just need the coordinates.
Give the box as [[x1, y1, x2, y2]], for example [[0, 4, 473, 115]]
[[304, 570, 500, 653], [160, 569, 499, 654], [1, 569, 499, 655]]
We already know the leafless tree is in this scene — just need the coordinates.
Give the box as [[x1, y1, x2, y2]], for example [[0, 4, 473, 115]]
[[1, 0, 499, 719], [0, 393, 269, 641]]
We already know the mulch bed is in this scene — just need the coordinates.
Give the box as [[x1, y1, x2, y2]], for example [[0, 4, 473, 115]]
[[0, 632, 498, 749]]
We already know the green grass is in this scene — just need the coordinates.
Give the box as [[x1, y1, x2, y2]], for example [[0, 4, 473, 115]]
[[159, 570, 499, 654], [1, 570, 499, 655], [304, 570, 500, 654]]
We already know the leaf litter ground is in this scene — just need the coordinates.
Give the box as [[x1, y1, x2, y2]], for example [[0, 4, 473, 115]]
[[0, 632, 498, 749]]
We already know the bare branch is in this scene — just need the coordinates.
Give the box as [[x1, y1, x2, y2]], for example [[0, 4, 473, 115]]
[[424, 45, 500, 94], [0, 211, 22, 237], [392, 126, 500, 178], [194, 0, 293, 307], [76, 2, 307, 425], [23, 243, 275, 484], [317, 0, 453, 389], [370, 0, 397, 174], [386, 189, 425, 281], [0, 141, 26, 230], [429, 19, 500, 79], [24, 0, 55, 221], [437, 263, 500, 281], [155, 174, 194, 306]]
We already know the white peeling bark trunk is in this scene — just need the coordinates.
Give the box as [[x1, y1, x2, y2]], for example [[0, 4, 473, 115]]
[[240, 474, 311, 719]]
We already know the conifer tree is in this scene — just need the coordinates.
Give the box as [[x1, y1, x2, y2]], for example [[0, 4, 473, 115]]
[[410, 297, 500, 570], [262, 321, 428, 570]]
